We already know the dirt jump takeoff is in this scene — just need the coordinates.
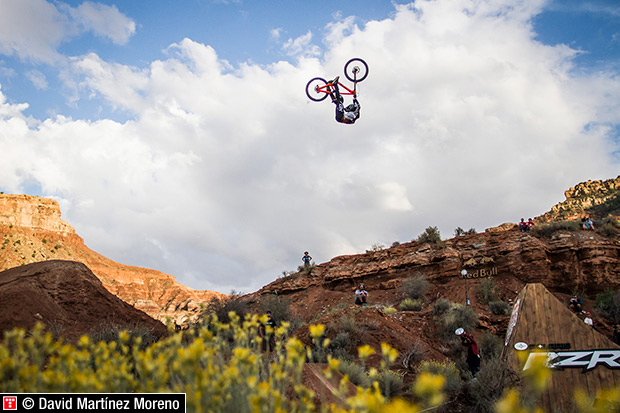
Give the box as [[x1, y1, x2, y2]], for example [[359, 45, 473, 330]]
[[306, 58, 369, 124]]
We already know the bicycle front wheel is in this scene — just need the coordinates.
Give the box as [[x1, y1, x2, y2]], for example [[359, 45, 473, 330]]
[[344, 58, 368, 83]]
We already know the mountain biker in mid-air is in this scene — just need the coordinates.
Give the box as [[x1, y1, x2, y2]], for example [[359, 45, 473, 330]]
[[328, 76, 360, 124]]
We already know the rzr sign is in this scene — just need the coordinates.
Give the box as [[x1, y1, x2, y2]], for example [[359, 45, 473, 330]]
[[523, 350, 620, 373]]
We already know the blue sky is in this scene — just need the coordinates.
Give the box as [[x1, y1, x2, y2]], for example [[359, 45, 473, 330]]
[[1, 0, 619, 294]]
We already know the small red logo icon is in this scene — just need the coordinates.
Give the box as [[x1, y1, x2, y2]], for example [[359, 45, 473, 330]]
[[3, 396, 17, 410]]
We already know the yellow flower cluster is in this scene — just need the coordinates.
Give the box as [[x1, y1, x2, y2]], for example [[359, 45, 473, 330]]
[[12, 319, 619, 412]]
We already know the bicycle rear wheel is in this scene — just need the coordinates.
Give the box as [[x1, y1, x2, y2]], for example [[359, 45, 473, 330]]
[[344, 58, 368, 83], [305, 77, 329, 102]]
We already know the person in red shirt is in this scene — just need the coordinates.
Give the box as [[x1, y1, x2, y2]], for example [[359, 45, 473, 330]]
[[456, 328, 480, 375]]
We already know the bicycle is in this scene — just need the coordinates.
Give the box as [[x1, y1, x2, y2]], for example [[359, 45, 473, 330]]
[[305, 58, 369, 102]]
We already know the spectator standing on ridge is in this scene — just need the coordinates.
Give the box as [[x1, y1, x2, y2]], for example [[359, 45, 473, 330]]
[[519, 218, 529, 232], [355, 283, 368, 306], [456, 328, 480, 375], [302, 251, 312, 267]]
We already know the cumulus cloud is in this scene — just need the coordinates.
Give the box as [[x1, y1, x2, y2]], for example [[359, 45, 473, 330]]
[[68, 1, 136, 45], [0, 0, 135, 64], [1, 0, 619, 293]]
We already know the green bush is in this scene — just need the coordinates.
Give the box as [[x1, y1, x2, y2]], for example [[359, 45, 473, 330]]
[[454, 227, 477, 236], [433, 298, 452, 316], [376, 369, 403, 399], [416, 226, 443, 246], [598, 216, 620, 238], [416, 360, 462, 399], [401, 275, 429, 300], [202, 291, 249, 324], [477, 278, 499, 304], [530, 220, 581, 237], [463, 356, 519, 413], [440, 305, 479, 339], [478, 332, 503, 359], [259, 293, 294, 324], [399, 298, 423, 311], [594, 289, 620, 323], [338, 359, 371, 388], [488, 301, 510, 315]]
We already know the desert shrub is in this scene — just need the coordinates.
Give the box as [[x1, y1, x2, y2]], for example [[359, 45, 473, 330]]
[[433, 298, 452, 316], [383, 306, 398, 315], [463, 356, 519, 413], [259, 293, 293, 323], [338, 359, 371, 388], [594, 289, 620, 323], [367, 243, 386, 252], [391, 241, 401, 247], [376, 369, 404, 399], [339, 315, 359, 336], [440, 305, 479, 339], [399, 298, 423, 311], [476, 278, 499, 304], [454, 227, 477, 236], [88, 321, 160, 350], [416, 226, 443, 245], [416, 360, 462, 399], [488, 301, 510, 315], [478, 332, 503, 359], [401, 274, 430, 300], [401, 340, 427, 371], [530, 220, 581, 237], [598, 216, 620, 238], [297, 262, 315, 275], [203, 290, 249, 324]]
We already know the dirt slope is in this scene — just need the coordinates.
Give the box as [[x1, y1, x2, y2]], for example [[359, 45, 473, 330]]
[[0, 260, 167, 342]]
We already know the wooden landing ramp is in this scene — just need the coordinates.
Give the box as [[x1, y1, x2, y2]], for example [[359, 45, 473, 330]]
[[503, 283, 620, 411]]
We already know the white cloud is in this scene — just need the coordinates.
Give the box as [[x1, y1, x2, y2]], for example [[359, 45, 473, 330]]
[[282, 31, 321, 58], [0, 0, 135, 64], [69, 1, 136, 45], [1, 0, 619, 293], [26, 70, 48, 90]]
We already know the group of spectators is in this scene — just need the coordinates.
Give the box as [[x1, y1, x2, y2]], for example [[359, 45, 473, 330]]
[[519, 218, 535, 232]]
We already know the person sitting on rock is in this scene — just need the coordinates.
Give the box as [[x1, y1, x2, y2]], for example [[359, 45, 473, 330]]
[[582, 216, 595, 230], [584, 312, 594, 328], [569, 295, 583, 312], [527, 218, 535, 230], [519, 218, 529, 232], [355, 283, 368, 306]]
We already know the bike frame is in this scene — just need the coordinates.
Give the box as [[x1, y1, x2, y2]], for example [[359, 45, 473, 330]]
[[317, 79, 357, 99]]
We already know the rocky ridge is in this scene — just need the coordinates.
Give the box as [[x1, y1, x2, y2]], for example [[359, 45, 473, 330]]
[[0, 194, 223, 323], [539, 175, 620, 222]]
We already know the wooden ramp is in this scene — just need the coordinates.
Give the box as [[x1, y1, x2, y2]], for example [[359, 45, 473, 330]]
[[503, 283, 620, 411]]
